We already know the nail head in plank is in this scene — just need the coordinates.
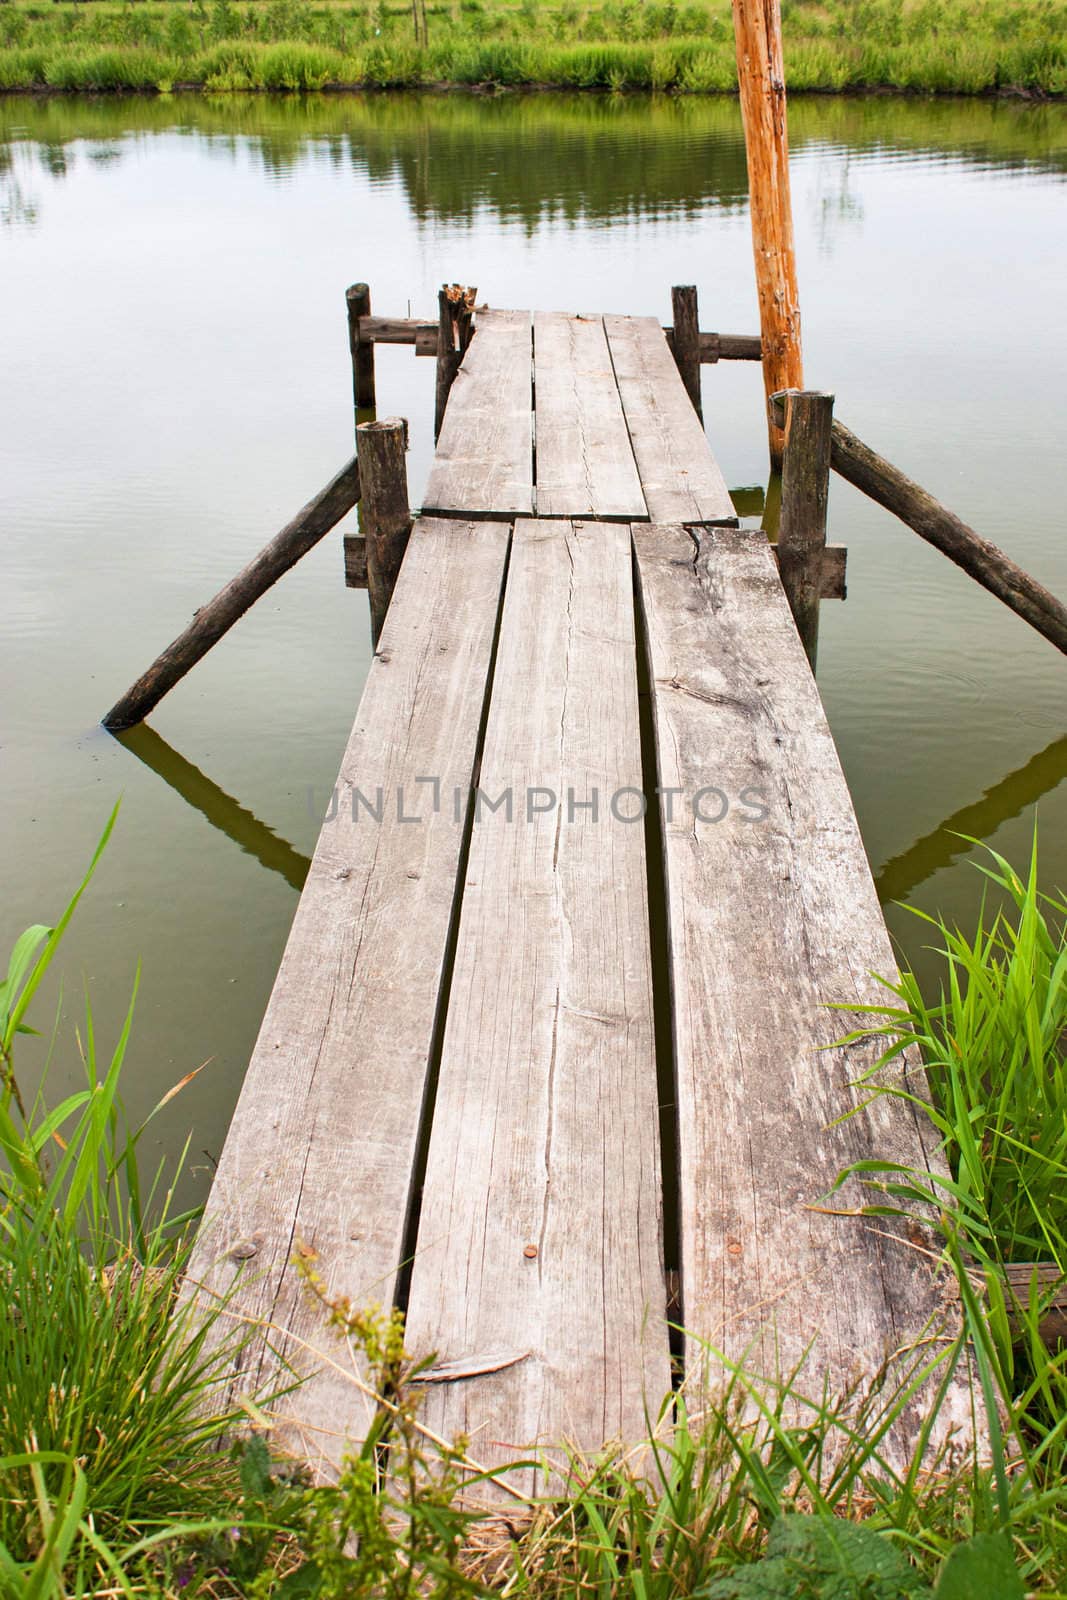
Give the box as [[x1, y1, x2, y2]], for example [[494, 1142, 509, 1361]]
[[532, 313, 646, 520], [605, 316, 736, 524], [423, 309, 535, 518], [405, 518, 671, 1491], [632, 522, 972, 1460], [187, 517, 511, 1476]]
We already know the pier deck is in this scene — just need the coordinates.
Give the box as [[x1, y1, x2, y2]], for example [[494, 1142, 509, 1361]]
[[190, 310, 963, 1481]]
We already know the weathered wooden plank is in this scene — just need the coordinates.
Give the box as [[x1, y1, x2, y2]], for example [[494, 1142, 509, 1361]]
[[186, 517, 511, 1475], [632, 522, 971, 1452], [423, 309, 534, 517], [532, 313, 646, 520], [405, 518, 671, 1489], [604, 316, 736, 524], [670, 287, 702, 419]]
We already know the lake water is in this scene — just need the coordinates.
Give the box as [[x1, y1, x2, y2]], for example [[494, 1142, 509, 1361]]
[[2, 91, 1065, 1206]]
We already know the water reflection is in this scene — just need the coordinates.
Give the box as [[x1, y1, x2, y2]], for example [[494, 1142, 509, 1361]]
[[1, 91, 1064, 236], [115, 724, 310, 892], [874, 732, 1067, 906]]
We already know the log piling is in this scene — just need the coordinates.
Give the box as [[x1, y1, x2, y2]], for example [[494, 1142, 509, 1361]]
[[435, 284, 476, 440], [670, 285, 702, 421], [357, 417, 412, 645], [777, 389, 834, 668], [346, 282, 376, 413]]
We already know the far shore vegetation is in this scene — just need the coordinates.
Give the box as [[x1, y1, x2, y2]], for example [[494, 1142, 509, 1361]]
[[0, 0, 1065, 97]]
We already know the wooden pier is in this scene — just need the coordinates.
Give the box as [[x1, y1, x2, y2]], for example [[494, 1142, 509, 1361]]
[[185, 305, 975, 1482]]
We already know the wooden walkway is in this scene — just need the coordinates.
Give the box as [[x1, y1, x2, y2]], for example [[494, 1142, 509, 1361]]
[[189, 311, 967, 1482]]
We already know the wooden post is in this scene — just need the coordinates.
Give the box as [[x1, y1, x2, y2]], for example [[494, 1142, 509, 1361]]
[[435, 287, 458, 441], [102, 459, 361, 731], [731, 0, 803, 468], [434, 284, 477, 440], [670, 286, 702, 421], [357, 417, 412, 646], [777, 389, 833, 669], [346, 282, 376, 414]]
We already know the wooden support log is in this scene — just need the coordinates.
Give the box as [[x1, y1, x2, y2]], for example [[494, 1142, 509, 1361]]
[[358, 315, 439, 348], [670, 285, 702, 420], [700, 331, 763, 362], [346, 282, 376, 412], [732, 0, 803, 467], [777, 390, 834, 669], [664, 330, 762, 363], [771, 395, 1067, 660], [102, 459, 361, 731], [357, 417, 412, 646]]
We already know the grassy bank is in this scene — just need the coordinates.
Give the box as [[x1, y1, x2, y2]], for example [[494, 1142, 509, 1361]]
[[0, 0, 1064, 96], [4, 817, 1067, 1593]]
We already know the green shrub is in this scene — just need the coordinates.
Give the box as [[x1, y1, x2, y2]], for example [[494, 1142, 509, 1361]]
[[44, 46, 171, 90], [0, 811, 255, 1585], [0, 45, 47, 86], [256, 39, 347, 85], [832, 834, 1067, 1267]]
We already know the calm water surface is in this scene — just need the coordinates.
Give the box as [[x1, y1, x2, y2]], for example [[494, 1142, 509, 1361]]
[[2, 92, 1065, 1204]]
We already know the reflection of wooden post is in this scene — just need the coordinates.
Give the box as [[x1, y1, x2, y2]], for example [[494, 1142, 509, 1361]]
[[777, 389, 833, 670], [670, 285, 702, 420], [731, 0, 803, 467], [346, 282, 376, 413], [357, 418, 411, 646]]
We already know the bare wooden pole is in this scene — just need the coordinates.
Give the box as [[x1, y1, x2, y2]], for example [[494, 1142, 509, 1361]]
[[102, 458, 361, 731], [731, 0, 803, 467], [777, 389, 834, 669], [670, 285, 702, 421], [357, 418, 412, 646], [346, 282, 376, 413]]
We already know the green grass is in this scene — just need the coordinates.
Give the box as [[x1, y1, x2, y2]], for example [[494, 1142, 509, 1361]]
[[0, 0, 1063, 94], [0, 808, 260, 1592], [5, 820, 1067, 1594], [832, 832, 1067, 1269]]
